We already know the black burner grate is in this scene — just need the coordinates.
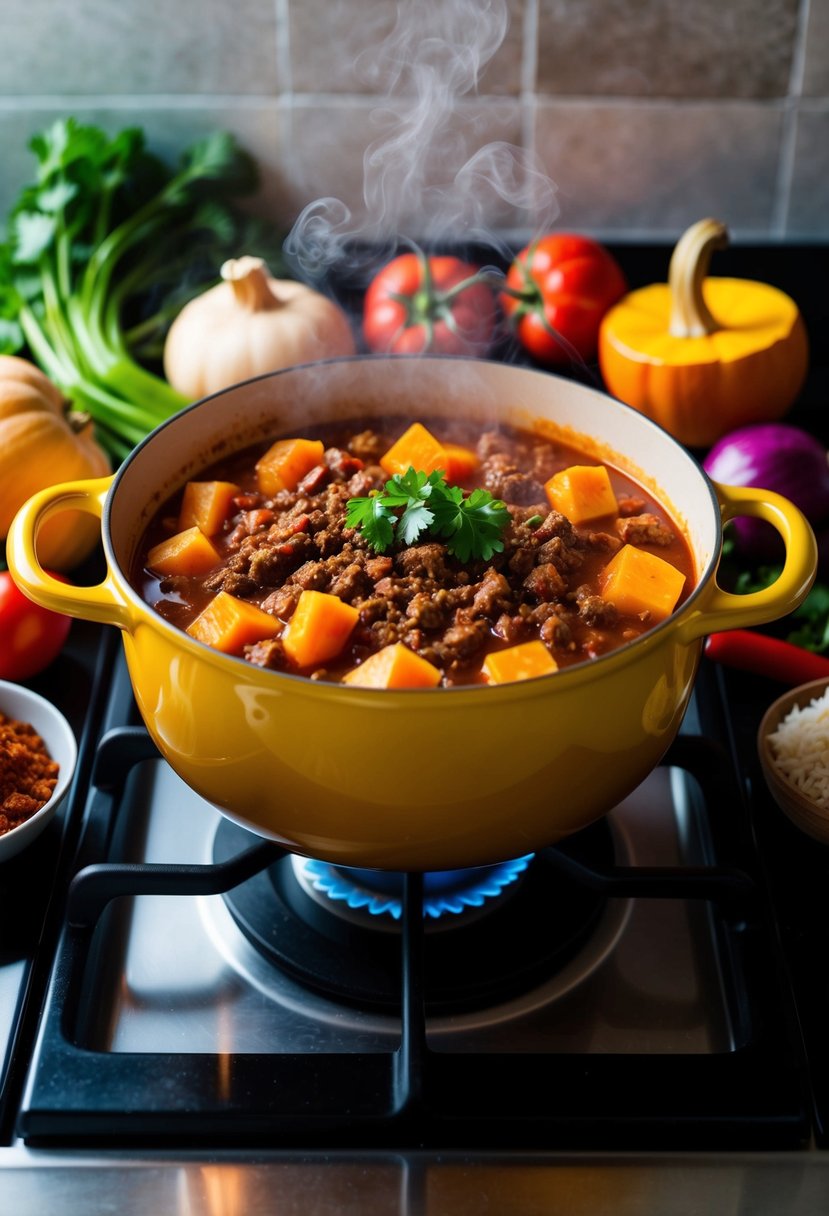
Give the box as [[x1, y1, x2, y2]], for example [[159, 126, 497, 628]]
[[13, 650, 812, 1152]]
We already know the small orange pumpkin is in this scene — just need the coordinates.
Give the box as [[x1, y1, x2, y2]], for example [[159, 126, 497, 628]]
[[0, 361, 111, 570], [598, 219, 809, 448]]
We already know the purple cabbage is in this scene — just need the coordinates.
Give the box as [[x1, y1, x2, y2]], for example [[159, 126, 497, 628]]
[[703, 423, 829, 562]]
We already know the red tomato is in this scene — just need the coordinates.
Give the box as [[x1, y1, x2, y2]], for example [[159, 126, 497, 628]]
[[500, 234, 627, 367], [363, 252, 496, 356], [0, 569, 72, 681]]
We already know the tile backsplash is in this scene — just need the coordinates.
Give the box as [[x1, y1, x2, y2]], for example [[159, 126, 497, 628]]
[[2, 0, 827, 246]]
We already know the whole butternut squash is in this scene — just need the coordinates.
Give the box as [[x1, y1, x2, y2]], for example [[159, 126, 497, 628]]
[[0, 374, 110, 569], [598, 219, 809, 447]]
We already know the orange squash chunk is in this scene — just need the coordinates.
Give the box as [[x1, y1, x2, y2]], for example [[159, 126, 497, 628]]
[[147, 526, 220, 576], [256, 438, 325, 496], [282, 589, 359, 669], [545, 464, 618, 525], [600, 544, 686, 621], [380, 422, 447, 478], [178, 480, 240, 536], [482, 640, 559, 684], [186, 591, 280, 655], [442, 442, 479, 484], [342, 642, 441, 688]]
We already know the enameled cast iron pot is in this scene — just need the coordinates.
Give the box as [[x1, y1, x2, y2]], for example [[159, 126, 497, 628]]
[[7, 356, 817, 871]]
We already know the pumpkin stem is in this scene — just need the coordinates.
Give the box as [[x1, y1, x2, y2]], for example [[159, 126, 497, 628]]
[[66, 408, 93, 434], [668, 218, 729, 338], [220, 257, 282, 312]]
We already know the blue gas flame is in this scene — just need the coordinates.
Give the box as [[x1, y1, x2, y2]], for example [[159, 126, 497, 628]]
[[299, 855, 534, 921]]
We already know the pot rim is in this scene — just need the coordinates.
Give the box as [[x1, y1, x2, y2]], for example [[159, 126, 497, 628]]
[[101, 354, 722, 696]]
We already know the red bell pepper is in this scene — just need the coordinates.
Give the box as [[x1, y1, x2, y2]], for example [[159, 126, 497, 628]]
[[704, 630, 829, 685]]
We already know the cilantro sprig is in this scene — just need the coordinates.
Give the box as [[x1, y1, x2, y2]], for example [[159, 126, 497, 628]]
[[346, 467, 510, 562]]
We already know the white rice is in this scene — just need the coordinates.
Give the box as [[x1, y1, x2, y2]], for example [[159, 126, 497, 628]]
[[768, 688, 829, 808]]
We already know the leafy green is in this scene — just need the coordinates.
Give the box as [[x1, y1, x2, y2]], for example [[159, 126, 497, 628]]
[[346, 467, 510, 562], [0, 118, 283, 461], [732, 562, 829, 653]]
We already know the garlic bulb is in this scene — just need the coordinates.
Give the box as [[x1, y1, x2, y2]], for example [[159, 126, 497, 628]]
[[163, 257, 356, 399]]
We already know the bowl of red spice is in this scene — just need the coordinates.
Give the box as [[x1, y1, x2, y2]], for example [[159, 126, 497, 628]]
[[0, 680, 77, 862]]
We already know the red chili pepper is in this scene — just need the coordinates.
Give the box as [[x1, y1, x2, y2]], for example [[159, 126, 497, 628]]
[[704, 630, 829, 685]]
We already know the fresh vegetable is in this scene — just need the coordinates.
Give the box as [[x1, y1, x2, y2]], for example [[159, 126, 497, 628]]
[[544, 464, 618, 525], [499, 233, 627, 366], [0, 568, 71, 680], [186, 590, 280, 656], [0, 406, 110, 571], [346, 467, 510, 563], [282, 590, 359, 669], [342, 642, 442, 688], [705, 629, 829, 685], [256, 437, 325, 497], [163, 257, 355, 399], [599, 545, 686, 621], [703, 424, 829, 561], [362, 251, 496, 356], [482, 639, 559, 684], [598, 218, 809, 447], [0, 118, 280, 462]]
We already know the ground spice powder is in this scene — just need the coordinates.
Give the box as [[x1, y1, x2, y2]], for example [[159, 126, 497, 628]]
[[0, 712, 59, 837]]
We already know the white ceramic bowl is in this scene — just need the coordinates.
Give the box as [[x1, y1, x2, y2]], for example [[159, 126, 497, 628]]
[[0, 680, 77, 862], [758, 677, 829, 845]]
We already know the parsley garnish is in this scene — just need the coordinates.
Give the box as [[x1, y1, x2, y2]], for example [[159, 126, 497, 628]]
[[346, 467, 510, 562]]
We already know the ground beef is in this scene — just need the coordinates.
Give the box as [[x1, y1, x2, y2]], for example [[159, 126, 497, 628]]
[[0, 713, 59, 837], [615, 513, 675, 547], [523, 562, 568, 602], [576, 588, 619, 628], [395, 544, 452, 582], [480, 452, 546, 506], [139, 418, 694, 685]]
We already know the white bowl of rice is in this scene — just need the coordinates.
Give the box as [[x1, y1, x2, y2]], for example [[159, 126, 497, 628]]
[[758, 677, 829, 844]]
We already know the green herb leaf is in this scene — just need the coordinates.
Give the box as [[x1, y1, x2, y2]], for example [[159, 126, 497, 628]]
[[431, 484, 511, 562], [345, 493, 396, 552], [347, 466, 510, 561]]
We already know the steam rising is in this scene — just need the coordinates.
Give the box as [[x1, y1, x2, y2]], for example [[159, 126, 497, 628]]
[[284, 0, 559, 279]]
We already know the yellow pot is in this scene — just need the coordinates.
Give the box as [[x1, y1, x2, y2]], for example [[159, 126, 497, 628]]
[[6, 357, 816, 871]]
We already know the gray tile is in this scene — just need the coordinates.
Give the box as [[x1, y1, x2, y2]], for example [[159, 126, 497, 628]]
[[289, 0, 525, 96], [283, 97, 530, 251], [532, 100, 784, 239], [786, 105, 829, 237], [535, 0, 799, 98], [803, 0, 829, 96], [1, 0, 281, 95]]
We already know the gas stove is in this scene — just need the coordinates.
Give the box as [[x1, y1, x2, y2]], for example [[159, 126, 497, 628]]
[[2, 243, 829, 1213]]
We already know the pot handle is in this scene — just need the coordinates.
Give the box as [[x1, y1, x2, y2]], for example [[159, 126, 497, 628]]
[[677, 481, 817, 643], [6, 475, 134, 630]]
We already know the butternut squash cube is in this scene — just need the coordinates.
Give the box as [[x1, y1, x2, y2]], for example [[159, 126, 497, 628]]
[[342, 642, 441, 688], [186, 590, 280, 655], [256, 438, 325, 496], [482, 640, 559, 685], [147, 526, 220, 576], [599, 544, 686, 621], [178, 480, 240, 536], [545, 464, 618, 525], [380, 422, 447, 477], [282, 589, 360, 669], [441, 442, 479, 484]]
